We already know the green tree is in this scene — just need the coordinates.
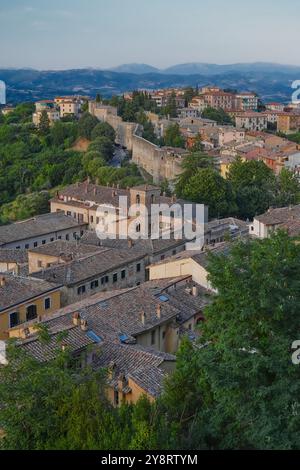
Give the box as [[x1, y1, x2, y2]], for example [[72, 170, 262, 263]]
[[78, 112, 99, 139], [0, 340, 118, 450], [91, 122, 116, 142], [181, 167, 236, 218], [274, 168, 300, 207], [38, 110, 50, 135], [228, 158, 276, 219], [194, 232, 300, 449], [88, 136, 114, 161], [164, 123, 185, 148], [201, 107, 233, 125], [176, 152, 214, 198]]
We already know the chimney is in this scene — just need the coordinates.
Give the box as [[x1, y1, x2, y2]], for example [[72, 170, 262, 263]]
[[80, 319, 88, 331], [156, 304, 162, 319], [0, 277, 6, 287], [141, 311, 146, 325], [108, 360, 116, 380], [192, 286, 198, 297], [21, 328, 30, 339], [118, 372, 126, 391], [72, 312, 81, 326]]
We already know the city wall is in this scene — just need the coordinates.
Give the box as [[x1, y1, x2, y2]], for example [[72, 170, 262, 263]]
[[89, 102, 184, 183]]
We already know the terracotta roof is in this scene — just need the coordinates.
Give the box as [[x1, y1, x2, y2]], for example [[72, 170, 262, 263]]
[[0, 213, 86, 246], [28, 240, 105, 260], [0, 249, 28, 264], [80, 231, 187, 256], [32, 247, 145, 286], [0, 274, 61, 312], [255, 205, 300, 225], [17, 277, 208, 355], [93, 341, 175, 398]]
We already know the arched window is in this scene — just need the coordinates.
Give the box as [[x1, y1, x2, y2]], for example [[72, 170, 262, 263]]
[[136, 223, 141, 233], [151, 194, 155, 204], [136, 194, 141, 205]]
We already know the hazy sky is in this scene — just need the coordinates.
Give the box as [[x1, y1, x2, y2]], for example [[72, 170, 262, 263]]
[[0, 0, 300, 69]]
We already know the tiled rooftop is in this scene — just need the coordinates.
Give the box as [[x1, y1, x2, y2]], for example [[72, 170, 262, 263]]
[[255, 205, 300, 225], [0, 249, 28, 264], [17, 277, 210, 357], [28, 240, 106, 260], [0, 212, 86, 246], [32, 246, 146, 286], [0, 274, 61, 312]]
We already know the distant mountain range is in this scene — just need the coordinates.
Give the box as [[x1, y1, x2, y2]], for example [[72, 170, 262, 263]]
[[110, 61, 300, 76], [0, 62, 299, 104]]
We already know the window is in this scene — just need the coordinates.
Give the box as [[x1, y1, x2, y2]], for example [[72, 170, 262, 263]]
[[77, 285, 86, 295], [9, 311, 19, 329], [114, 390, 119, 406], [42, 240, 46, 245], [90, 216, 94, 223], [96, 217, 99, 224], [33, 242, 38, 248], [161, 255, 165, 261], [73, 232, 77, 239], [136, 224, 141, 233], [44, 298, 51, 310], [16, 246, 21, 250], [172, 250, 176, 256], [101, 277, 105, 285], [57, 236, 61, 240], [151, 330, 156, 345], [91, 280, 99, 290], [37, 260, 42, 268], [121, 269, 126, 279], [25, 244, 29, 249], [26, 305, 37, 321], [136, 194, 141, 205], [151, 194, 155, 204], [113, 273, 118, 283], [162, 331, 166, 340], [65, 234, 69, 241], [51, 238, 55, 242], [67, 211, 71, 216], [105, 275, 109, 284], [136, 263, 141, 273]]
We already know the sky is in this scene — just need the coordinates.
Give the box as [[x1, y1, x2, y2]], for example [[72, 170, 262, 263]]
[[0, 0, 300, 70]]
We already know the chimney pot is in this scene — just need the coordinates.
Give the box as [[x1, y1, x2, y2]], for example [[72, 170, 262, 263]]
[[192, 286, 198, 297], [141, 311, 146, 325], [156, 304, 162, 319], [72, 312, 81, 326]]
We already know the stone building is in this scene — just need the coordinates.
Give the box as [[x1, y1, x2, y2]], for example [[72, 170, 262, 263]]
[[0, 212, 87, 250]]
